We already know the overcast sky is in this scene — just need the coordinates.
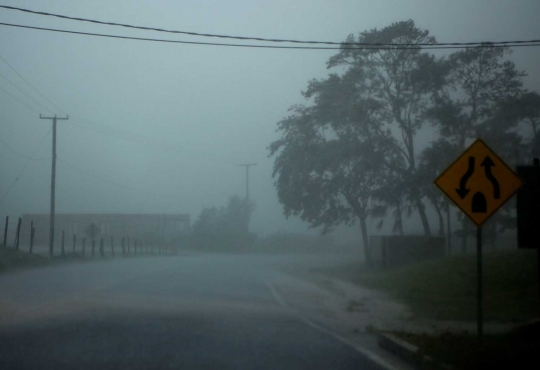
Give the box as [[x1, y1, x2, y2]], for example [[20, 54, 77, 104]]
[[1, 0, 539, 237]]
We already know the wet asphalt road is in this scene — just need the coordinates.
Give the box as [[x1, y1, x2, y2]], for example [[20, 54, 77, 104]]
[[0, 254, 385, 369]]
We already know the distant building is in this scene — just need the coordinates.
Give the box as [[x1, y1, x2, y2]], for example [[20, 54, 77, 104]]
[[19, 213, 190, 244]]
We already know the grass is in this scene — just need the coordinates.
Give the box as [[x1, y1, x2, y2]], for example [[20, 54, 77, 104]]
[[346, 299, 366, 312], [313, 249, 540, 322], [365, 323, 380, 334], [0, 245, 86, 274], [0, 245, 52, 273], [390, 321, 540, 370]]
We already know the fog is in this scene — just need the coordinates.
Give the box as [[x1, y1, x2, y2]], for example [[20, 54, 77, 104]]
[[1, 0, 539, 241]]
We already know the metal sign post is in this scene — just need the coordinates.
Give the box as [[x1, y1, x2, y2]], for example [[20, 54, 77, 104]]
[[516, 158, 540, 306], [477, 226, 483, 342], [434, 139, 522, 345]]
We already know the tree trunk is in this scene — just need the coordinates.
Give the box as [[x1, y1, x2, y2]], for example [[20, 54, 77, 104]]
[[396, 203, 403, 236], [432, 201, 444, 237], [359, 216, 370, 265], [461, 218, 468, 254], [446, 201, 452, 256], [415, 197, 432, 236]]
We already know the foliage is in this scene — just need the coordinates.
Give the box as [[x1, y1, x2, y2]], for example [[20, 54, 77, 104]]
[[191, 195, 255, 251], [270, 19, 538, 256], [269, 20, 444, 262]]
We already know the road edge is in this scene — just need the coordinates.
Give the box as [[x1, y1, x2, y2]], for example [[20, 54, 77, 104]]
[[265, 279, 406, 370], [377, 333, 455, 370]]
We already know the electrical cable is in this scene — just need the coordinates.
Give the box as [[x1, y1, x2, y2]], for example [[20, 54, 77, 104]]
[[0, 69, 55, 114], [67, 119, 186, 152], [0, 137, 50, 160], [57, 156, 177, 200], [1, 5, 539, 47], [0, 54, 67, 115], [0, 128, 51, 205], [0, 83, 40, 114], [1, 22, 538, 50], [0, 54, 185, 153]]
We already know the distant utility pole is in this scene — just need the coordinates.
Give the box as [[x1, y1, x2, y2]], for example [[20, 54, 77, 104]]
[[40, 114, 68, 258], [237, 163, 257, 200]]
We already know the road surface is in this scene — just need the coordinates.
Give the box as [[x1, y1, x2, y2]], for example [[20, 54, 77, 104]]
[[0, 254, 397, 369]]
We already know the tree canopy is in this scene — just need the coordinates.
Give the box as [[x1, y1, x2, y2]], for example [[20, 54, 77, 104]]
[[269, 20, 535, 259]]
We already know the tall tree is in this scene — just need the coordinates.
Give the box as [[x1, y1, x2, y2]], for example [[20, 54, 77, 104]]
[[503, 91, 540, 156], [426, 46, 526, 250], [326, 20, 446, 236], [269, 70, 395, 262], [192, 195, 255, 250]]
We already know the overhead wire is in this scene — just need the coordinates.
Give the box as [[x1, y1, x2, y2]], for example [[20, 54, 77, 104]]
[[0, 83, 41, 114], [0, 54, 67, 115], [1, 22, 538, 50], [0, 137, 51, 160], [57, 156, 179, 201], [1, 5, 540, 48], [0, 69, 55, 114], [0, 128, 52, 205], [68, 117, 185, 151], [0, 54, 184, 153]]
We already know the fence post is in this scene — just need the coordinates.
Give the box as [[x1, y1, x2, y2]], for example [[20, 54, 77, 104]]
[[73, 234, 76, 253], [111, 236, 114, 258], [14, 217, 22, 250], [82, 238, 86, 257], [127, 236, 130, 256], [91, 239, 95, 258], [61, 230, 65, 256], [121, 237, 125, 256], [100, 238, 104, 258], [3, 216, 8, 246], [29, 221, 35, 254]]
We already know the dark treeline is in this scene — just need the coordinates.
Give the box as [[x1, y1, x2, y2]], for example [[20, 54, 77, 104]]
[[269, 20, 539, 261]]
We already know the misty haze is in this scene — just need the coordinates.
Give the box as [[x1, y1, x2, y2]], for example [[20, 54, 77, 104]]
[[1, 1, 539, 369]]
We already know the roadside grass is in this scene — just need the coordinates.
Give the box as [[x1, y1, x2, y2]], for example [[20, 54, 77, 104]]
[[0, 245, 51, 273], [0, 245, 86, 274], [390, 321, 540, 370], [312, 249, 540, 322]]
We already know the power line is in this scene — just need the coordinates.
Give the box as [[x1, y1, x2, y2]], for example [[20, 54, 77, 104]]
[[0, 137, 50, 160], [1, 5, 540, 48], [0, 53, 184, 153], [0, 83, 40, 113], [0, 54, 67, 114], [0, 128, 51, 205], [0, 69, 55, 114], [0, 53, 180, 150], [1, 22, 539, 50], [57, 156, 177, 200], [67, 119, 186, 152]]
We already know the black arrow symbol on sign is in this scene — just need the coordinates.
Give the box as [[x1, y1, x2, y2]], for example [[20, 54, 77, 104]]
[[481, 156, 500, 199], [456, 157, 475, 199]]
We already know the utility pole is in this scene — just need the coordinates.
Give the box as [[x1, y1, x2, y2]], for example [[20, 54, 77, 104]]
[[40, 114, 68, 258], [237, 163, 257, 200], [237, 163, 256, 234]]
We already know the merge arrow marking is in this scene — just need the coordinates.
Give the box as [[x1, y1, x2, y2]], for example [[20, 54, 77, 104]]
[[456, 157, 475, 199], [481, 156, 500, 199]]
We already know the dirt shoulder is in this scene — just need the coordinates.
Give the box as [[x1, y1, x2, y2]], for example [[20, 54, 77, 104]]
[[270, 251, 539, 369]]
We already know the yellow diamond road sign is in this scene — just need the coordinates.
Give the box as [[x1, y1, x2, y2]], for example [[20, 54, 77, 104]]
[[434, 139, 523, 227]]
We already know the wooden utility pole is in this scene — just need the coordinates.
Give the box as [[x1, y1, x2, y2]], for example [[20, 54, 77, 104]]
[[237, 163, 257, 200], [3, 216, 8, 246], [237, 163, 256, 233], [40, 114, 68, 258]]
